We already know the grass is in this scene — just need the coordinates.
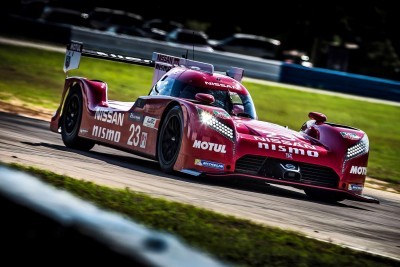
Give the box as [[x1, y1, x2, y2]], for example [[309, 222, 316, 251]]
[[0, 43, 399, 187], [3, 162, 399, 267]]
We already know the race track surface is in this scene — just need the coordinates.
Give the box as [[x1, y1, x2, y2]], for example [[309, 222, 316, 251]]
[[1, 111, 399, 261]]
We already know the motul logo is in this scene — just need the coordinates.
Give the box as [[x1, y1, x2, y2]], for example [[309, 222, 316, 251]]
[[350, 166, 367, 175], [193, 140, 226, 153]]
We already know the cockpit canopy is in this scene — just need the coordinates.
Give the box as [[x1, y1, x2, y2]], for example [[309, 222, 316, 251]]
[[149, 67, 257, 119]]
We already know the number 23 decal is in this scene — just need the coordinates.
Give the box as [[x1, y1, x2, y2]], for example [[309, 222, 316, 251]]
[[127, 124, 148, 148]]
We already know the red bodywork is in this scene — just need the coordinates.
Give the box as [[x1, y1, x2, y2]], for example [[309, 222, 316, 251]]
[[51, 48, 378, 203]]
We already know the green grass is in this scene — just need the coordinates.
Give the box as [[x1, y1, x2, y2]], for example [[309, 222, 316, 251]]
[[0, 43, 399, 187], [4, 162, 398, 267], [0, 44, 153, 110]]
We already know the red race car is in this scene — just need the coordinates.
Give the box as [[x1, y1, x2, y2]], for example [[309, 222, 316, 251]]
[[50, 41, 378, 204]]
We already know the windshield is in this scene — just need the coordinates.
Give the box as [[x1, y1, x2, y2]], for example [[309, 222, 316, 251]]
[[150, 77, 257, 119]]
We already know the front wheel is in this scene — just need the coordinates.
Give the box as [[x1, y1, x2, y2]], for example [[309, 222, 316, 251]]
[[157, 106, 183, 173], [61, 87, 95, 151]]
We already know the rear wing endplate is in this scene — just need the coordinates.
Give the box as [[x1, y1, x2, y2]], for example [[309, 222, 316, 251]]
[[63, 40, 244, 85], [63, 41, 154, 73]]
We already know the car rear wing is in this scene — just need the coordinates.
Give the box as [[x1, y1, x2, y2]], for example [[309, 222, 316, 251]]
[[63, 40, 244, 85]]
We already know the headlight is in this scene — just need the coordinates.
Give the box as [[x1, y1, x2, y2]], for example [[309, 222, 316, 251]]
[[198, 108, 234, 141], [346, 134, 369, 160]]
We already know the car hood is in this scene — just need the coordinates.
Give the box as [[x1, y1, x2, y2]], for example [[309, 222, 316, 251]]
[[237, 119, 311, 143], [233, 118, 329, 160]]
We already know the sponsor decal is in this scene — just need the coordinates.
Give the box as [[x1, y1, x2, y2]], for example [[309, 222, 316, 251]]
[[213, 110, 230, 118], [257, 142, 319, 157], [94, 107, 124, 126], [205, 81, 238, 89], [193, 140, 226, 153], [256, 130, 305, 140], [340, 132, 361, 140], [140, 132, 148, 148], [155, 63, 173, 72], [285, 153, 293, 159], [350, 166, 367, 175], [195, 159, 224, 170], [156, 54, 180, 65], [348, 184, 363, 192], [143, 116, 157, 128], [79, 129, 88, 134], [92, 125, 121, 143], [129, 112, 143, 122], [283, 164, 296, 170], [253, 136, 316, 149], [65, 55, 71, 69], [68, 42, 82, 52]]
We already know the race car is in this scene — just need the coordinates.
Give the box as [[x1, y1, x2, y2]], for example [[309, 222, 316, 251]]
[[50, 41, 378, 204]]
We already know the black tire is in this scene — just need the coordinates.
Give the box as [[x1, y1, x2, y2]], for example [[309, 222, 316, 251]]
[[304, 189, 346, 203], [157, 106, 183, 173], [61, 86, 95, 151]]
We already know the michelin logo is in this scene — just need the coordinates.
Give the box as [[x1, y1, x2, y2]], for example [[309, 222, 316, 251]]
[[348, 184, 363, 192], [195, 159, 224, 170]]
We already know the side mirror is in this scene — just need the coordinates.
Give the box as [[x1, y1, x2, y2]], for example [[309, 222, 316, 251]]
[[195, 93, 215, 104], [308, 111, 327, 124], [232, 104, 244, 115]]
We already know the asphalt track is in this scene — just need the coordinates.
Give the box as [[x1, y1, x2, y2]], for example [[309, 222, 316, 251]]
[[0, 111, 399, 261]]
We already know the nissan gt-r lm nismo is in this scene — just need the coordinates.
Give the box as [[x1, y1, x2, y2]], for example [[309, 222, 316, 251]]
[[50, 41, 379, 204]]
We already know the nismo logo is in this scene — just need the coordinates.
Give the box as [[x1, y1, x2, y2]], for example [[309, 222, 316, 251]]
[[257, 142, 319, 157]]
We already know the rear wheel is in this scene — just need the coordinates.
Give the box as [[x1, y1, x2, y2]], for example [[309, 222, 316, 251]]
[[157, 106, 183, 173], [61, 86, 95, 151], [304, 189, 346, 203]]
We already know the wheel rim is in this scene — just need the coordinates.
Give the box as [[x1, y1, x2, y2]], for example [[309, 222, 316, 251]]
[[161, 114, 181, 163], [65, 95, 79, 134]]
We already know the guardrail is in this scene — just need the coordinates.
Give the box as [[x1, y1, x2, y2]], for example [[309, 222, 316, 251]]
[[280, 63, 400, 102]]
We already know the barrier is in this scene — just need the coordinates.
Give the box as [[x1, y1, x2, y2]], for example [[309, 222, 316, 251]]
[[0, 165, 230, 267], [279, 63, 400, 102]]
